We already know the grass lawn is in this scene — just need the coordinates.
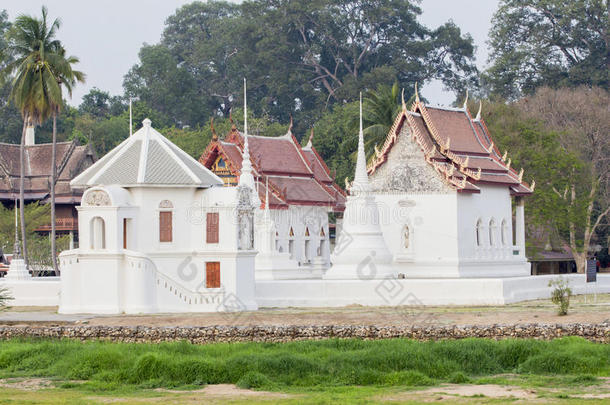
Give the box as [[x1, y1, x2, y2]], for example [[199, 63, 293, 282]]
[[0, 337, 609, 403]]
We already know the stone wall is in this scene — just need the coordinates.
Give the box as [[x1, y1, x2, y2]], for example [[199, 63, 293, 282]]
[[0, 323, 607, 343]]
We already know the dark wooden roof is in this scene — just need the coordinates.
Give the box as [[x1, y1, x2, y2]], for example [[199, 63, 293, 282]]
[[0, 140, 96, 203]]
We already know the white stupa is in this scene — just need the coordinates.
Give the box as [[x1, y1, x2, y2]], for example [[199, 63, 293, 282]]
[[6, 200, 31, 281], [324, 94, 394, 279]]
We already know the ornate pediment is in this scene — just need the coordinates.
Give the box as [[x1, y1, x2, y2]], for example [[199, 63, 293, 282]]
[[83, 189, 111, 206]]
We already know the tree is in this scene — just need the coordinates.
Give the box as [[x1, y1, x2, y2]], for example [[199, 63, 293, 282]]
[[4, 7, 61, 265], [48, 46, 85, 274], [5, 7, 84, 273], [125, 0, 478, 131], [485, 0, 609, 99], [362, 82, 411, 160], [79, 87, 124, 118], [518, 87, 610, 273]]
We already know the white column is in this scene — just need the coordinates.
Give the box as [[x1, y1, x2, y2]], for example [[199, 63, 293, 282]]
[[69, 231, 74, 250], [515, 197, 525, 256]]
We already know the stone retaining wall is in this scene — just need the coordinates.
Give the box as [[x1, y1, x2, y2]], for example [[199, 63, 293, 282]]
[[0, 323, 608, 343]]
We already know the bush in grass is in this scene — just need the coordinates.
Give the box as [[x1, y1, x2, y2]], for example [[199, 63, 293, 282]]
[[549, 277, 572, 315], [237, 371, 274, 389], [448, 371, 471, 384]]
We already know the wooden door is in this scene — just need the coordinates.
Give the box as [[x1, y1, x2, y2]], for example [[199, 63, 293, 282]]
[[206, 262, 220, 288], [159, 211, 172, 242], [206, 212, 219, 243]]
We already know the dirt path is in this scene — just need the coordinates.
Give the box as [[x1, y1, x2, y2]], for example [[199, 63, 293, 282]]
[[2, 295, 609, 328]]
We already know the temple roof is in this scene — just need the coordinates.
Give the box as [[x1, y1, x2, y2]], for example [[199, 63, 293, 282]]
[[0, 140, 96, 202], [368, 100, 534, 196], [199, 125, 345, 211], [72, 119, 222, 188]]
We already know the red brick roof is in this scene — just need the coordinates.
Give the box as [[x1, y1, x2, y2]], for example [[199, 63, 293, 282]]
[[199, 126, 345, 211], [368, 101, 533, 196]]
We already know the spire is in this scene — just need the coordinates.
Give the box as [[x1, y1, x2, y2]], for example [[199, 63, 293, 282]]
[[462, 89, 469, 109], [475, 100, 482, 121], [352, 92, 370, 194], [243, 78, 248, 138], [239, 78, 255, 190], [13, 199, 21, 259], [414, 82, 420, 104], [401, 88, 406, 111], [129, 98, 133, 137]]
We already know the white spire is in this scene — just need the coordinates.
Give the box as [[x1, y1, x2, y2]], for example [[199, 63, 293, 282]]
[[352, 92, 370, 194], [129, 98, 133, 136], [239, 78, 256, 191]]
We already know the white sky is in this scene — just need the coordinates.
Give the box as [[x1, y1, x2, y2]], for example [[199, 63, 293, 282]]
[[2, 0, 498, 107]]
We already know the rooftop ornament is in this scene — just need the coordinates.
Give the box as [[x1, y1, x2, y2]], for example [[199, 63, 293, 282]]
[[475, 100, 482, 121], [210, 117, 218, 141], [502, 150, 508, 161], [462, 89, 469, 110]]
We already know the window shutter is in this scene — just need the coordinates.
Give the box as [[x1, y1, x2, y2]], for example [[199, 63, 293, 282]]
[[159, 211, 172, 242], [206, 262, 220, 288], [206, 212, 219, 243]]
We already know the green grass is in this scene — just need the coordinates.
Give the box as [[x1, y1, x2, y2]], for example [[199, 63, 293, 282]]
[[0, 336, 608, 394]]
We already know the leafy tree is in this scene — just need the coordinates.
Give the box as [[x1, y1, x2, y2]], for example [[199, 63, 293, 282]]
[[518, 87, 609, 273], [4, 6, 65, 265], [125, 0, 478, 132], [79, 87, 124, 118], [485, 0, 609, 99]]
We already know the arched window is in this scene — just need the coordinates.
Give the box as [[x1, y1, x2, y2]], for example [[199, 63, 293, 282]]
[[90, 217, 106, 250], [489, 218, 496, 246], [159, 200, 173, 242], [501, 219, 509, 246], [476, 219, 484, 247], [288, 227, 295, 260]]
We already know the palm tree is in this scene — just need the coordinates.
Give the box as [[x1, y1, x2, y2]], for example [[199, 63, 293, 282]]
[[362, 82, 410, 162], [3, 7, 81, 270], [47, 47, 85, 273]]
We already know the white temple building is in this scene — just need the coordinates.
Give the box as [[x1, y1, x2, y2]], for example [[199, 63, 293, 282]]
[[5, 84, 607, 313], [59, 117, 258, 313]]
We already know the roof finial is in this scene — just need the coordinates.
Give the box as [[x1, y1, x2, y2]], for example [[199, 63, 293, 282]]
[[288, 114, 293, 133], [518, 168, 524, 182], [143, 118, 152, 128], [306, 126, 314, 148], [401, 88, 406, 111], [229, 108, 236, 130], [13, 198, 21, 259], [506, 158, 512, 170], [414, 82, 420, 104], [475, 100, 482, 121], [210, 117, 218, 141], [462, 89, 469, 109], [531, 179, 536, 191], [502, 150, 508, 161]]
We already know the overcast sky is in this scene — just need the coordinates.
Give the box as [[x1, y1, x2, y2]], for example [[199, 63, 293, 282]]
[[2, 0, 499, 107]]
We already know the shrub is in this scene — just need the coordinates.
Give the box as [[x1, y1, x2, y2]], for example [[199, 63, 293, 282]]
[[236, 371, 274, 389], [549, 277, 572, 315]]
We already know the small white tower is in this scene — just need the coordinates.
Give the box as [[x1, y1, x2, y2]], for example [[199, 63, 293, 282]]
[[324, 94, 393, 280]]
